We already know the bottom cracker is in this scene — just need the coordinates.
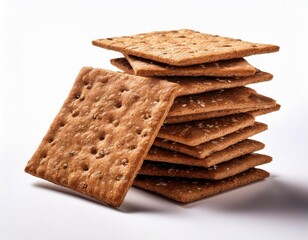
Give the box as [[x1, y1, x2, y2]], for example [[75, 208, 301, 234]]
[[133, 168, 269, 203]]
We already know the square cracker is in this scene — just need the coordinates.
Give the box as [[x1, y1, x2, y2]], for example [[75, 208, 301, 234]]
[[168, 87, 276, 118], [111, 57, 273, 97], [133, 168, 270, 203], [140, 153, 272, 180], [165, 70, 273, 97], [162, 71, 272, 97], [165, 104, 279, 124], [24, 67, 179, 207], [158, 113, 254, 146], [146, 139, 265, 167], [154, 122, 267, 159], [93, 29, 279, 66], [124, 55, 256, 77]]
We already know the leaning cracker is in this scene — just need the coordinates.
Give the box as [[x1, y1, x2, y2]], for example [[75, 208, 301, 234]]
[[158, 113, 254, 146], [168, 87, 276, 118], [164, 105, 277, 124], [146, 139, 264, 167], [111, 58, 273, 97], [124, 55, 256, 77], [154, 122, 267, 159], [24, 67, 179, 207], [133, 168, 269, 203], [140, 153, 272, 180], [93, 29, 279, 66]]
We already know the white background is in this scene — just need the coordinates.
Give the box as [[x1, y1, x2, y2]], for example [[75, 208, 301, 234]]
[[1, 0, 308, 239]]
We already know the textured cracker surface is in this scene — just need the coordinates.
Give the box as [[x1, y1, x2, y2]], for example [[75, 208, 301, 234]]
[[168, 87, 276, 117], [124, 55, 256, 77], [111, 58, 273, 97], [146, 139, 264, 167], [24, 67, 179, 207], [140, 153, 272, 180], [154, 122, 267, 159], [93, 29, 279, 66], [133, 168, 270, 203], [158, 113, 254, 146]]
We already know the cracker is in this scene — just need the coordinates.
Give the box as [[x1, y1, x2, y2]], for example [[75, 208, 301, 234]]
[[124, 55, 256, 77], [154, 122, 267, 159], [111, 58, 273, 98], [93, 29, 279, 66], [167, 70, 272, 97], [168, 87, 276, 118], [140, 153, 271, 180], [158, 113, 254, 146], [133, 168, 269, 203], [164, 105, 276, 124], [146, 139, 264, 167], [24, 67, 179, 207], [111, 58, 135, 75], [250, 104, 281, 117]]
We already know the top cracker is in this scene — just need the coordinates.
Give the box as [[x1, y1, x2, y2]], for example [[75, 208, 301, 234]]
[[25, 67, 178, 207], [93, 29, 279, 66]]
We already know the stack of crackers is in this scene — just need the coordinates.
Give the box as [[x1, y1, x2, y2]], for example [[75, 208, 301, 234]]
[[25, 29, 279, 207]]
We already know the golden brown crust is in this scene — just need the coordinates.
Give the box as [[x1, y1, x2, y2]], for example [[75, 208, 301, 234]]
[[24, 67, 179, 207]]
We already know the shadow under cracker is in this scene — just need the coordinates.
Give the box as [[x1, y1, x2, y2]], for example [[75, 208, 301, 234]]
[[32, 182, 120, 209], [184, 176, 308, 217], [32, 182, 168, 213]]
